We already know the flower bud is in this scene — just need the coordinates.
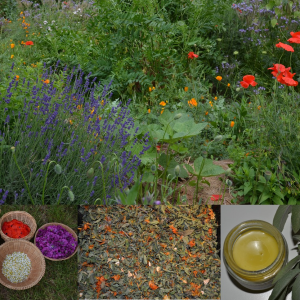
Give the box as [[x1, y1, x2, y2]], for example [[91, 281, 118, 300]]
[[68, 190, 75, 201], [264, 171, 272, 181], [87, 167, 95, 178], [233, 51, 239, 55], [216, 38, 222, 42], [150, 165, 156, 172], [214, 135, 223, 142], [226, 179, 233, 186], [174, 165, 181, 177], [54, 164, 62, 174], [11, 147, 15, 154], [224, 168, 232, 175], [124, 187, 130, 195], [174, 113, 182, 120], [236, 88, 240, 92]]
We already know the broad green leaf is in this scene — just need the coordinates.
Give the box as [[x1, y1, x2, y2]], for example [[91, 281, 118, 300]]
[[294, 11, 300, 18], [167, 162, 189, 178], [288, 197, 298, 205], [273, 205, 292, 232], [273, 195, 284, 205], [184, 163, 195, 175], [274, 187, 285, 199], [192, 157, 225, 178], [244, 182, 252, 195], [266, 0, 275, 10], [141, 172, 155, 183], [188, 180, 197, 187], [170, 143, 188, 154], [273, 255, 300, 284], [259, 191, 271, 203], [274, 7, 282, 16], [292, 206, 300, 233], [122, 181, 139, 205], [259, 175, 266, 184], [271, 18, 277, 27], [269, 269, 300, 300], [292, 274, 300, 300]]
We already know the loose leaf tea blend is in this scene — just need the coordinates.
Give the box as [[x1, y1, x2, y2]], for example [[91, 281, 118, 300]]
[[78, 205, 220, 299]]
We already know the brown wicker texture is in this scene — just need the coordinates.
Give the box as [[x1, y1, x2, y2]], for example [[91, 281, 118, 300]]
[[0, 211, 37, 242], [34, 223, 78, 261], [0, 239, 46, 290]]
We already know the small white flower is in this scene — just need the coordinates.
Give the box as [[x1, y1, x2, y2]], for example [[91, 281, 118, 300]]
[[73, 11, 77, 14], [48, 27, 52, 31], [43, 20, 48, 24], [52, 20, 55, 23]]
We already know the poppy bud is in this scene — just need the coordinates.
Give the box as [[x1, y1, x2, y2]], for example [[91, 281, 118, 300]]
[[224, 168, 232, 176], [151, 165, 156, 172], [174, 165, 181, 177], [264, 171, 272, 181], [214, 135, 223, 142], [226, 179, 233, 186], [87, 167, 94, 178], [68, 190, 75, 201], [236, 88, 240, 92], [11, 147, 15, 154], [54, 164, 62, 174], [174, 113, 182, 120], [233, 51, 239, 55], [216, 38, 222, 42]]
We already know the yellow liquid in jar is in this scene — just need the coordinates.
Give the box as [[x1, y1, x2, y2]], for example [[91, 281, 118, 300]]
[[232, 229, 279, 271]]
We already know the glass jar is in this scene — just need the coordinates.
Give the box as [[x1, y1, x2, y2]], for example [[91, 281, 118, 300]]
[[223, 220, 288, 290]]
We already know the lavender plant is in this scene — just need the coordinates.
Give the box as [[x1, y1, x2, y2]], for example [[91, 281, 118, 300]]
[[0, 63, 150, 204]]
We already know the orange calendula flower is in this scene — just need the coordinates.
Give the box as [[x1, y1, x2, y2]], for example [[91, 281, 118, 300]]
[[149, 87, 152, 92], [227, 83, 230, 87], [148, 108, 151, 113], [15, 75, 19, 81], [257, 106, 261, 110], [43, 79, 50, 84], [184, 86, 188, 92], [214, 96, 217, 100], [159, 101, 166, 106], [11, 43, 15, 49], [188, 98, 197, 107], [169, 225, 178, 234], [11, 55, 14, 59], [209, 101, 213, 107], [216, 76, 222, 81], [152, 86, 155, 90], [149, 281, 159, 290], [230, 121, 235, 127], [188, 239, 195, 247], [205, 111, 208, 115], [161, 109, 164, 114]]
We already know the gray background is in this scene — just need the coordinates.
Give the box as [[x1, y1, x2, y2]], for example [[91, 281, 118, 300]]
[[221, 205, 297, 300]]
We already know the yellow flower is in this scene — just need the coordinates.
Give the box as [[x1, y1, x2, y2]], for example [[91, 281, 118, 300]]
[[11, 43, 15, 49], [10, 55, 14, 59], [216, 76, 222, 81], [101, 100, 104, 105], [188, 98, 197, 107], [159, 101, 166, 106], [209, 101, 213, 107], [77, 105, 82, 110], [230, 121, 235, 128], [184, 87, 188, 92], [20, 12, 23, 15], [15, 75, 19, 81], [148, 109, 151, 113], [149, 87, 152, 92], [152, 86, 155, 90], [227, 83, 230, 87], [214, 97, 217, 100], [69, 120, 73, 125]]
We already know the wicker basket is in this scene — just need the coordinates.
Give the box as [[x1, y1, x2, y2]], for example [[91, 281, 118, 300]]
[[0, 239, 46, 290], [0, 211, 37, 242], [34, 222, 78, 261]]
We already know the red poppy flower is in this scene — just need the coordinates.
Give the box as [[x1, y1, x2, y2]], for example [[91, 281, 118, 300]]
[[277, 70, 298, 86], [2, 219, 30, 238], [287, 32, 300, 44], [240, 75, 257, 88], [188, 52, 199, 59], [25, 41, 34, 46], [210, 194, 222, 201], [275, 42, 294, 52], [268, 64, 286, 77]]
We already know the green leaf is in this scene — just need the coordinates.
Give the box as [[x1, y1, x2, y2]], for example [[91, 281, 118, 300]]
[[271, 18, 277, 27], [122, 182, 139, 205], [192, 157, 225, 178], [294, 11, 300, 18], [292, 206, 300, 233], [170, 143, 188, 154], [265, 0, 275, 10], [288, 197, 298, 205], [293, 236, 300, 242], [269, 269, 300, 300], [273, 255, 300, 284], [188, 180, 197, 187], [274, 187, 285, 199], [185, 163, 195, 175], [244, 182, 252, 195], [273, 195, 284, 205], [292, 274, 300, 300], [258, 191, 271, 203], [273, 205, 292, 232]]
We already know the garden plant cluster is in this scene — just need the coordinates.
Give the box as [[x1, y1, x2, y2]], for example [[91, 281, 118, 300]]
[[0, 0, 300, 204]]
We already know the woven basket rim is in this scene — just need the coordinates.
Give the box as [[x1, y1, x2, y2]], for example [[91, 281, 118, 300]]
[[34, 222, 78, 261], [0, 211, 37, 242], [0, 239, 46, 290]]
